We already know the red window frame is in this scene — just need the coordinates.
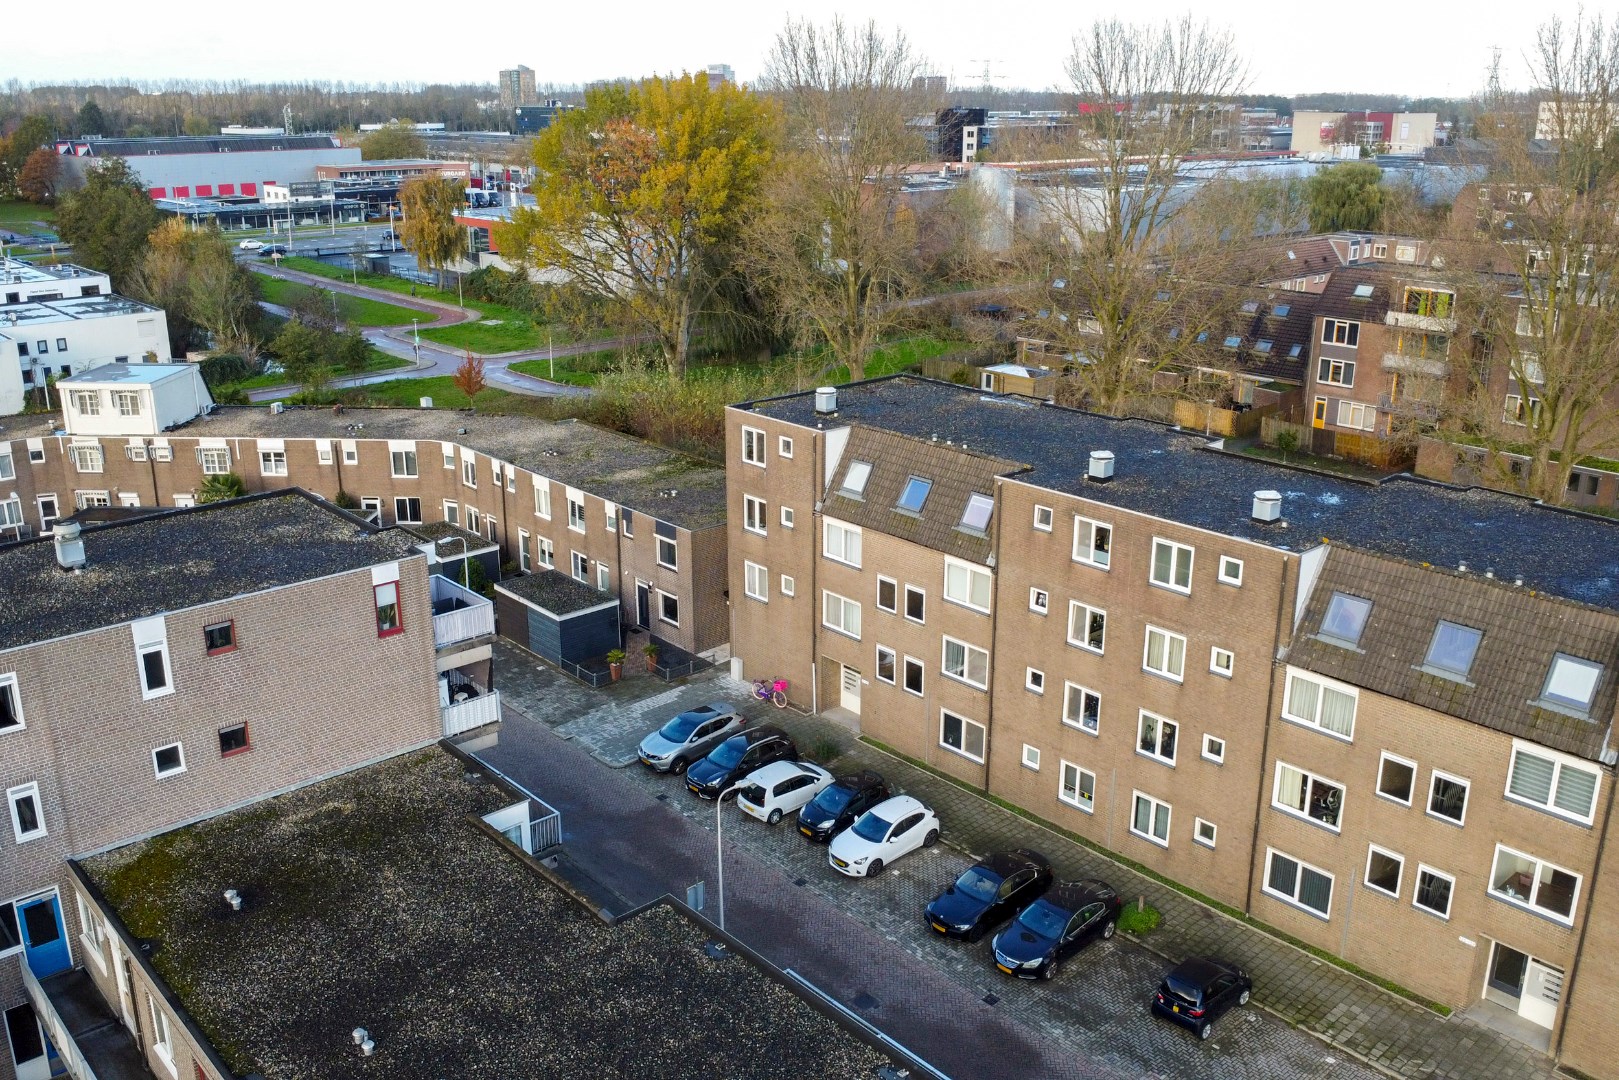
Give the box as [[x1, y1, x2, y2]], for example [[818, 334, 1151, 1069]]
[[203, 619, 237, 656], [218, 722, 251, 758], [374, 581, 403, 638]]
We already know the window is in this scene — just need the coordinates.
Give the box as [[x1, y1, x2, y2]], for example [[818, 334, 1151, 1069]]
[[442, 500, 460, 526], [535, 537, 554, 569], [840, 460, 873, 497], [742, 494, 768, 536], [152, 743, 185, 779], [780, 506, 795, 529], [1337, 402, 1377, 431], [1504, 393, 1543, 427], [778, 435, 794, 458], [518, 531, 532, 573], [71, 444, 104, 473], [897, 476, 932, 513], [1061, 763, 1096, 812], [940, 710, 986, 762], [1413, 866, 1454, 919], [1507, 743, 1601, 824], [373, 581, 402, 637], [902, 656, 924, 695], [203, 621, 235, 655], [7, 784, 44, 843], [1063, 683, 1100, 734], [658, 591, 680, 626], [390, 449, 418, 477], [1073, 517, 1112, 568], [1131, 792, 1171, 846], [1143, 626, 1186, 681], [943, 557, 992, 613], [1319, 356, 1357, 387], [877, 577, 898, 613], [506, 466, 517, 494], [1320, 593, 1371, 647], [1150, 539, 1193, 593], [112, 391, 141, 417], [1377, 752, 1416, 805], [1365, 846, 1404, 898], [1137, 711, 1179, 765], [1321, 318, 1360, 347], [1022, 744, 1041, 770], [960, 492, 994, 533], [657, 535, 678, 571], [1540, 653, 1603, 715], [904, 585, 926, 623], [443, 444, 457, 470], [1067, 602, 1106, 653], [1218, 556, 1243, 586], [134, 618, 173, 700], [568, 497, 586, 533], [72, 390, 100, 416], [597, 562, 611, 593], [742, 426, 767, 466], [1025, 667, 1045, 693], [148, 997, 174, 1070], [942, 637, 989, 689], [0, 675, 21, 732], [0, 450, 11, 483], [1273, 763, 1344, 830], [361, 497, 384, 527], [876, 646, 896, 684], [219, 723, 250, 756], [1423, 622, 1482, 680], [533, 481, 551, 519], [780, 574, 794, 597], [1201, 734, 1225, 764], [1489, 845, 1580, 923], [466, 508, 482, 535], [744, 561, 769, 602], [259, 450, 287, 476], [1264, 849, 1333, 918], [823, 591, 861, 638], [1427, 771, 1468, 825], [462, 458, 477, 487], [1209, 647, 1234, 678], [823, 520, 862, 567], [1194, 819, 1217, 848], [1029, 588, 1049, 615], [1033, 505, 1054, 531], [1282, 670, 1357, 739], [571, 551, 589, 583]]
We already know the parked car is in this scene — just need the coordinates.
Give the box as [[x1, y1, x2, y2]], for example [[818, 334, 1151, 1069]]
[[258, 245, 287, 257], [736, 761, 833, 824], [637, 702, 742, 774], [925, 849, 1053, 942], [828, 795, 939, 878], [685, 725, 796, 799], [991, 878, 1121, 980], [797, 770, 890, 844], [238, 238, 264, 250], [1151, 957, 1252, 1041]]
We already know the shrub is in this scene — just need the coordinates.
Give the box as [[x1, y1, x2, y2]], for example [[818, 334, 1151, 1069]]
[[1117, 902, 1162, 934]]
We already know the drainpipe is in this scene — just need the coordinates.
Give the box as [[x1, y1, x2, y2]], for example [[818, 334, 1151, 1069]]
[[146, 442, 158, 504], [1551, 758, 1618, 1060], [1244, 553, 1293, 915], [809, 424, 822, 717], [980, 478, 1006, 794]]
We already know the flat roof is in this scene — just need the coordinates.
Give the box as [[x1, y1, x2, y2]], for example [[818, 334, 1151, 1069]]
[[178, 407, 729, 531], [0, 490, 422, 653], [0, 258, 106, 287], [63, 134, 343, 156], [497, 568, 616, 617], [0, 293, 159, 327], [746, 376, 1619, 611], [80, 748, 893, 1080], [326, 159, 461, 169], [58, 363, 193, 386]]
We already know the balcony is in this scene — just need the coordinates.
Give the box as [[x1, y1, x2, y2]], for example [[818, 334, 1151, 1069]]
[[1377, 392, 1440, 419], [1381, 352, 1448, 377], [442, 675, 501, 736], [20, 957, 149, 1080], [431, 574, 494, 649], [1385, 310, 1456, 332]]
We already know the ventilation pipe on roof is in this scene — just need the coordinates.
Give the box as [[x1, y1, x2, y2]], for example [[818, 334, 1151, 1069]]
[[352, 1028, 368, 1046], [223, 889, 242, 911], [54, 521, 86, 570], [815, 386, 838, 415], [1087, 450, 1115, 483], [1251, 490, 1282, 523]]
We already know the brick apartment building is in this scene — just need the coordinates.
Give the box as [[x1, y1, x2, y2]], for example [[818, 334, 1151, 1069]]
[[0, 491, 443, 1080], [725, 375, 1619, 1074]]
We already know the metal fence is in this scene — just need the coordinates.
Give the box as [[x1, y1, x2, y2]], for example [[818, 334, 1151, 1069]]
[[556, 658, 613, 688], [530, 799, 562, 852], [651, 654, 715, 682]]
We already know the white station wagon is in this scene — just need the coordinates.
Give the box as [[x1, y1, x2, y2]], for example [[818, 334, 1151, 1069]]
[[736, 760, 833, 825]]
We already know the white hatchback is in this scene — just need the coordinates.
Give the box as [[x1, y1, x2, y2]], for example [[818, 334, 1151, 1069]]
[[736, 761, 833, 825], [238, 239, 264, 250], [828, 795, 940, 877]]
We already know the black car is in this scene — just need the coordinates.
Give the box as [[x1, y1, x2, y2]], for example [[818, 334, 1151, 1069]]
[[926, 849, 1053, 942], [685, 725, 797, 799], [991, 878, 1121, 980], [1151, 957, 1252, 1040], [797, 770, 890, 843], [257, 245, 288, 257]]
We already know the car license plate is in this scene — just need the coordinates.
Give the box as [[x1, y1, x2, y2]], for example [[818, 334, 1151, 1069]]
[[687, 783, 701, 796], [931, 922, 948, 934], [997, 964, 1013, 974], [1172, 1004, 1180, 1014], [800, 826, 814, 837], [832, 856, 848, 868]]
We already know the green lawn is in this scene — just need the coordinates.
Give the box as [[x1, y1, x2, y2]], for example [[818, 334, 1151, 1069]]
[[509, 347, 642, 387], [256, 277, 420, 327], [342, 375, 519, 409], [817, 334, 965, 382], [0, 200, 55, 226], [226, 348, 411, 391]]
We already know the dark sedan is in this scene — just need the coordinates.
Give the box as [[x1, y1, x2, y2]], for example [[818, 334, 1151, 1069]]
[[991, 878, 1121, 980], [926, 849, 1053, 942], [1151, 957, 1252, 1041], [685, 725, 796, 799], [797, 770, 890, 843]]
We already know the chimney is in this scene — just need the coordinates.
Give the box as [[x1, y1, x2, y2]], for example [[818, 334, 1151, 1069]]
[[54, 521, 86, 570], [814, 386, 838, 414], [1251, 490, 1282, 522], [1086, 450, 1115, 483]]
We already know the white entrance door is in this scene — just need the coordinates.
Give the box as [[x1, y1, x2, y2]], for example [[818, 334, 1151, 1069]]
[[840, 665, 862, 715], [113, 948, 136, 1032], [1521, 959, 1564, 1029], [981, 371, 995, 392]]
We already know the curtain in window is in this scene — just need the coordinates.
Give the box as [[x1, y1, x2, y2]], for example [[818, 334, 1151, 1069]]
[[1268, 853, 1298, 895], [1319, 687, 1355, 735], [1276, 765, 1306, 811], [1287, 674, 1319, 721], [1299, 867, 1333, 914], [1554, 766, 1598, 817], [1134, 796, 1152, 836], [1509, 752, 1556, 805]]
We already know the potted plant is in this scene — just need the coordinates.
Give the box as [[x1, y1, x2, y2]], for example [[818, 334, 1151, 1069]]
[[606, 649, 626, 682], [642, 642, 661, 672]]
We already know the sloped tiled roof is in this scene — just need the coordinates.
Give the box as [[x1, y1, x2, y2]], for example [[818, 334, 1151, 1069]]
[[1317, 267, 1395, 321], [1287, 546, 1619, 760]]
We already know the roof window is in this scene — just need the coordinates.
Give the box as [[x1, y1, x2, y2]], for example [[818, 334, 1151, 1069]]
[[1541, 653, 1603, 715], [1353, 283, 1375, 299], [841, 460, 873, 498], [1423, 621, 1482, 680], [960, 492, 994, 532], [1240, 300, 1260, 314], [897, 476, 932, 513], [1319, 592, 1372, 648], [1223, 335, 1243, 349], [1272, 304, 1291, 317], [1254, 340, 1273, 354]]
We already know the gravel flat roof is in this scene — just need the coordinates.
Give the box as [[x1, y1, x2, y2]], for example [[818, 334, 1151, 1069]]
[[81, 748, 892, 1080]]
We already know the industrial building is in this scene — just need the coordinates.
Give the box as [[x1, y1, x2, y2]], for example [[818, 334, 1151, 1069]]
[[53, 134, 359, 201]]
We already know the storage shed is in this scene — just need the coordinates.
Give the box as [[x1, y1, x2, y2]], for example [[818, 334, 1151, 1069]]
[[406, 521, 501, 589], [495, 570, 621, 665]]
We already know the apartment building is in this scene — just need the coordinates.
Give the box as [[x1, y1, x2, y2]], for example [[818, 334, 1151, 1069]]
[[1, 294, 171, 417], [0, 491, 444, 1080], [725, 375, 1619, 1069]]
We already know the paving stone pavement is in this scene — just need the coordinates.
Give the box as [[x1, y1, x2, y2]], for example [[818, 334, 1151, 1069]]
[[485, 643, 1566, 1080]]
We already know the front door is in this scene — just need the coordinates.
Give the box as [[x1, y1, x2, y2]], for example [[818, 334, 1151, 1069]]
[[113, 946, 136, 1032], [636, 582, 650, 629], [1312, 397, 1328, 429], [1485, 943, 1562, 1029], [840, 665, 862, 715], [981, 371, 995, 392], [17, 894, 69, 978]]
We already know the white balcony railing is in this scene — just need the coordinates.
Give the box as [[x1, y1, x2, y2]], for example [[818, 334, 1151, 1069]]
[[431, 574, 494, 648], [443, 689, 501, 736]]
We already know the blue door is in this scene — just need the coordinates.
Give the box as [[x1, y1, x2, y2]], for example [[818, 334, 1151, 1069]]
[[18, 895, 69, 978]]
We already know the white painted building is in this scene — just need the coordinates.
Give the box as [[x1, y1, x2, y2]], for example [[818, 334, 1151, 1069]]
[[0, 295, 172, 415], [58, 363, 214, 437], [0, 258, 112, 307]]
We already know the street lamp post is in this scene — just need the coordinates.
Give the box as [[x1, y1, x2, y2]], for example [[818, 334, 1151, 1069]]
[[716, 781, 747, 934]]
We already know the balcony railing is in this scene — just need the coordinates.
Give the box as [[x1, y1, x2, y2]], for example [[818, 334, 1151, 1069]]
[[431, 574, 494, 648], [1377, 392, 1440, 419], [443, 687, 501, 736], [1381, 352, 1448, 377]]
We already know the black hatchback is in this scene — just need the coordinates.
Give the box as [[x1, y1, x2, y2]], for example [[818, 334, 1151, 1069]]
[[797, 770, 890, 843], [1151, 957, 1252, 1040], [991, 878, 1121, 980], [685, 725, 797, 799], [926, 849, 1053, 942]]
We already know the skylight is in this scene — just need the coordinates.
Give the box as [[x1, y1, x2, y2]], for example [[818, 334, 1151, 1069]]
[[1353, 283, 1375, 299], [841, 460, 873, 497], [1155, 290, 1172, 302], [1223, 335, 1243, 349], [960, 492, 994, 532], [1424, 621, 1482, 679], [1320, 592, 1372, 647], [1542, 653, 1603, 714], [1272, 304, 1291, 317], [897, 476, 932, 513], [1240, 300, 1260, 314], [1289, 343, 1303, 358], [1254, 340, 1273, 354]]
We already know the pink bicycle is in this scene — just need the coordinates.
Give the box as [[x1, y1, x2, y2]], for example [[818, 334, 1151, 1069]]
[[753, 678, 789, 708]]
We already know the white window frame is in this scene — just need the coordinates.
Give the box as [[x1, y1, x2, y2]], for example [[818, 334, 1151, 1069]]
[[462, 457, 477, 487], [1137, 710, 1179, 766], [1364, 844, 1405, 899], [1067, 601, 1106, 654], [1321, 317, 1360, 347], [1337, 401, 1377, 431], [875, 645, 896, 685], [1029, 587, 1049, 615], [1130, 791, 1172, 847], [1025, 667, 1045, 694], [778, 435, 794, 458], [1063, 682, 1100, 735], [1488, 844, 1581, 925], [1426, 769, 1469, 826], [152, 742, 186, 779], [939, 709, 986, 763], [570, 551, 589, 583], [1376, 751, 1417, 806], [1149, 537, 1194, 594], [518, 530, 532, 572], [536, 536, 554, 569], [904, 585, 926, 624], [902, 656, 925, 697], [1281, 667, 1357, 741], [148, 996, 175, 1073], [1209, 647, 1234, 678], [741, 425, 767, 466], [533, 480, 552, 519], [941, 636, 989, 690], [657, 589, 680, 627], [0, 673, 22, 733], [442, 443, 456, 470], [71, 444, 104, 473], [744, 560, 769, 602], [567, 495, 586, 534], [942, 556, 992, 614], [1263, 847, 1334, 919], [822, 591, 861, 639], [1218, 556, 1244, 586], [780, 505, 795, 529], [743, 494, 768, 536], [392, 496, 422, 524], [1033, 504, 1054, 532], [134, 620, 174, 701], [1201, 733, 1225, 765], [1194, 818, 1217, 848], [0, 449, 12, 482], [1072, 515, 1112, 569], [656, 534, 678, 571], [1412, 864, 1455, 920], [1060, 761, 1096, 813], [823, 519, 863, 568], [8, 782, 45, 843], [780, 574, 795, 597], [1505, 740, 1601, 825], [389, 449, 418, 478], [259, 449, 287, 476], [1272, 761, 1345, 833], [1022, 744, 1041, 771], [596, 561, 611, 593], [876, 575, 898, 614], [199, 447, 230, 475], [342, 441, 359, 465], [1142, 625, 1187, 682]]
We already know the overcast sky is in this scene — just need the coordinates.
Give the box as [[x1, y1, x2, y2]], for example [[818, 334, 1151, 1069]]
[[9, 0, 1591, 99]]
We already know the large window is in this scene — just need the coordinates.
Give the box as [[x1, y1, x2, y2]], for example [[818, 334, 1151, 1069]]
[[1264, 849, 1333, 918], [259, 450, 287, 476], [744, 561, 769, 602], [743, 495, 768, 536], [943, 557, 992, 613], [1063, 683, 1100, 734], [393, 497, 422, 524], [1060, 762, 1095, 812], [1321, 318, 1360, 347], [7, 783, 44, 843], [1282, 670, 1356, 740], [112, 391, 141, 417], [390, 449, 418, 478], [822, 591, 861, 639], [1073, 517, 1112, 568], [70, 445, 104, 473], [1489, 845, 1580, 923], [823, 520, 863, 568], [71, 390, 100, 416], [374, 581, 402, 638], [741, 426, 767, 466], [1507, 743, 1601, 824], [1364, 846, 1404, 898], [1143, 626, 1186, 681], [1067, 601, 1106, 653], [1150, 539, 1193, 593], [941, 637, 989, 689], [1273, 763, 1344, 830], [1137, 711, 1178, 765], [1131, 792, 1171, 847], [1413, 866, 1454, 919], [940, 710, 985, 763], [200, 447, 230, 475]]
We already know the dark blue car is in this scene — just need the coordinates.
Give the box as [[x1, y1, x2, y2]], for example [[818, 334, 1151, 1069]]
[[685, 725, 796, 799], [926, 849, 1053, 942], [1152, 957, 1252, 1041], [992, 878, 1120, 980]]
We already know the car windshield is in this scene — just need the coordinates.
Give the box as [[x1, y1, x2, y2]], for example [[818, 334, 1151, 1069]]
[[658, 714, 702, 741], [708, 737, 746, 769], [1015, 899, 1067, 939], [812, 785, 855, 814], [954, 866, 1002, 903], [851, 811, 894, 843]]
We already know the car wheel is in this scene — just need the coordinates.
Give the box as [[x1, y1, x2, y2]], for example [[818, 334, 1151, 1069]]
[[1197, 1021, 1213, 1041], [670, 758, 688, 775], [922, 828, 939, 848], [767, 808, 783, 825], [1042, 957, 1059, 981], [1101, 919, 1116, 940], [1237, 988, 1251, 1007], [967, 924, 985, 944], [866, 859, 883, 877]]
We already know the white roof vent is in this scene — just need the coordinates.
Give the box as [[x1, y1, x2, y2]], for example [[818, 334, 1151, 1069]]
[[1252, 490, 1282, 522], [54, 520, 86, 570], [1087, 450, 1115, 483], [814, 386, 838, 414], [268, 401, 284, 414]]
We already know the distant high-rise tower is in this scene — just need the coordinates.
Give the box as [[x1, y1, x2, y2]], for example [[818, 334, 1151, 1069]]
[[499, 66, 537, 110], [706, 64, 735, 86], [912, 75, 948, 98]]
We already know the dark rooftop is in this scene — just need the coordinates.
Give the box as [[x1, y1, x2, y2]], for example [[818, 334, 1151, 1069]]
[[496, 568, 615, 616], [402, 520, 499, 553], [81, 748, 892, 1080], [747, 377, 1619, 611], [178, 407, 728, 531], [73, 134, 341, 156], [0, 413, 60, 440], [0, 490, 421, 651]]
